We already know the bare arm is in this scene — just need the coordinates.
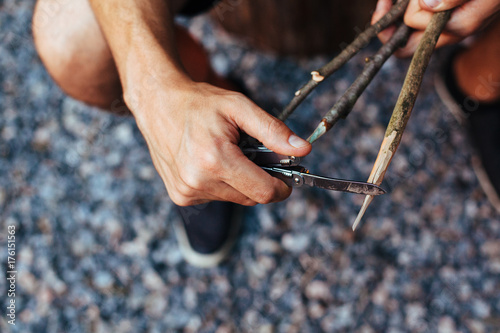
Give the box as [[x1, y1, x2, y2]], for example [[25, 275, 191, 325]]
[[88, 0, 188, 100]]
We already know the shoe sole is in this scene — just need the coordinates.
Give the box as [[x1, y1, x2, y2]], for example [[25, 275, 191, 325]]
[[435, 71, 500, 213], [173, 205, 244, 268]]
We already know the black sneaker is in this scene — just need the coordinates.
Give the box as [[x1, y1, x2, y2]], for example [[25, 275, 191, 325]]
[[435, 50, 500, 212], [174, 201, 243, 267]]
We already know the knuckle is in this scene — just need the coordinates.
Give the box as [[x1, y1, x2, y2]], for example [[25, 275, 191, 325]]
[[181, 173, 204, 192], [229, 91, 246, 104], [169, 192, 191, 206], [178, 165, 206, 191], [264, 117, 286, 138], [255, 187, 277, 204], [403, 12, 417, 28], [244, 200, 258, 207], [453, 21, 480, 38], [221, 91, 245, 110], [199, 149, 220, 173]]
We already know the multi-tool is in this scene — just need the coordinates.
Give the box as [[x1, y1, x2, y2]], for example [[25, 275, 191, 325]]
[[242, 143, 385, 196]]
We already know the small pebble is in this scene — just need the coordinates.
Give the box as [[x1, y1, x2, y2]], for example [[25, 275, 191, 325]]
[[305, 280, 331, 301], [113, 123, 134, 145], [93, 271, 114, 292], [281, 233, 310, 253], [437, 316, 456, 333], [144, 293, 168, 319]]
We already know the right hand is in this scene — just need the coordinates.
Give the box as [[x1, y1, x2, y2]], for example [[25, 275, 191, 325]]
[[128, 77, 312, 206]]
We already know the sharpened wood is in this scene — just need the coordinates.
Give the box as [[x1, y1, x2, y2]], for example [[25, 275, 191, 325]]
[[307, 23, 411, 144], [352, 10, 452, 230]]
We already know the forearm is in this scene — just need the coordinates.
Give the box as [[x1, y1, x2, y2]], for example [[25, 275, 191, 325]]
[[88, 0, 191, 110]]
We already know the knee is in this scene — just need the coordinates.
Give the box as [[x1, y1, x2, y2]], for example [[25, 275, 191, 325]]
[[32, 21, 75, 95], [32, 0, 121, 108], [33, 0, 84, 92]]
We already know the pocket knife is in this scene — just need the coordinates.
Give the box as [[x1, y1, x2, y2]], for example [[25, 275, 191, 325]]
[[242, 143, 386, 196]]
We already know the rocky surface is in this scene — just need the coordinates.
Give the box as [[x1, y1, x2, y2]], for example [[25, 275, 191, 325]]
[[1, 1, 499, 332]]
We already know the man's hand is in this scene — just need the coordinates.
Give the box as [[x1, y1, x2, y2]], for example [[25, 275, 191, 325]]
[[89, 0, 311, 207], [373, 0, 500, 57], [131, 78, 311, 206]]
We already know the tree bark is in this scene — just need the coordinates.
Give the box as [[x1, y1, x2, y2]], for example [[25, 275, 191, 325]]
[[352, 10, 452, 231], [278, 0, 410, 121], [306, 23, 411, 144]]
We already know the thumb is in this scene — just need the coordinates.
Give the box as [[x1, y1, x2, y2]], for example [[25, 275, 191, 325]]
[[419, 0, 468, 11], [232, 104, 311, 157]]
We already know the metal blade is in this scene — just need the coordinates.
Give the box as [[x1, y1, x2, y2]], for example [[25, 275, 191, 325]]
[[302, 173, 386, 196]]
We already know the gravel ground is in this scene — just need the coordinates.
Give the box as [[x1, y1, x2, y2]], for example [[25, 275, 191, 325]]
[[1, 1, 499, 332]]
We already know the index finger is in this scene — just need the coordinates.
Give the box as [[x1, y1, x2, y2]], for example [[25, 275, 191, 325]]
[[372, 0, 398, 44]]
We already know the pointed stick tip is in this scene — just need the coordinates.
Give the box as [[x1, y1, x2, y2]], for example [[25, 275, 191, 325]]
[[352, 195, 374, 231], [306, 122, 327, 144]]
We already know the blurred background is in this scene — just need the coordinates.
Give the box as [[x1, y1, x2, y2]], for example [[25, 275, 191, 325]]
[[0, 0, 499, 332]]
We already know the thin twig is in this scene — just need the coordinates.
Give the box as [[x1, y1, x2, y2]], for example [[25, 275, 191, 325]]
[[352, 10, 452, 231], [278, 0, 410, 122], [307, 23, 412, 144]]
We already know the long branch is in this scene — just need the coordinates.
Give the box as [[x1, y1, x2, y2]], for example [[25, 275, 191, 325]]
[[278, 0, 410, 122], [352, 10, 453, 231], [307, 23, 412, 144]]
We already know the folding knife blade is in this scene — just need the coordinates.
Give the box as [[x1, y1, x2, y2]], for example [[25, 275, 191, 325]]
[[302, 173, 385, 195], [262, 167, 386, 196]]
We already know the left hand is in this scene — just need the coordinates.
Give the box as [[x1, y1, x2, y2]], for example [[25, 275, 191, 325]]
[[372, 0, 500, 57]]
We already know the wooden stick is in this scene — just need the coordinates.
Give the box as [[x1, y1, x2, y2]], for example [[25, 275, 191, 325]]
[[307, 23, 411, 144], [278, 0, 410, 122], [352, 10, 452, 231]]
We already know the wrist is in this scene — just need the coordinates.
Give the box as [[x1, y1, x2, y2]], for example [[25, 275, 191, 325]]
[[121, 49, 192, 111]]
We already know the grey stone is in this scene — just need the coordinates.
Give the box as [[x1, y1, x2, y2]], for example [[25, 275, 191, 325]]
[[281, 233, 310, 253], [93, 271, 114, 292]]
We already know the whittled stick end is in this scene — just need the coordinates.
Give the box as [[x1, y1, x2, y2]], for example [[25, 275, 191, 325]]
[[352, 195, 374, 231]]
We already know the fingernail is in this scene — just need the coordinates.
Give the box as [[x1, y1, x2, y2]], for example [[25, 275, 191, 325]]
[[424, 0, 441, 8], [288, 134, 308, 148]]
